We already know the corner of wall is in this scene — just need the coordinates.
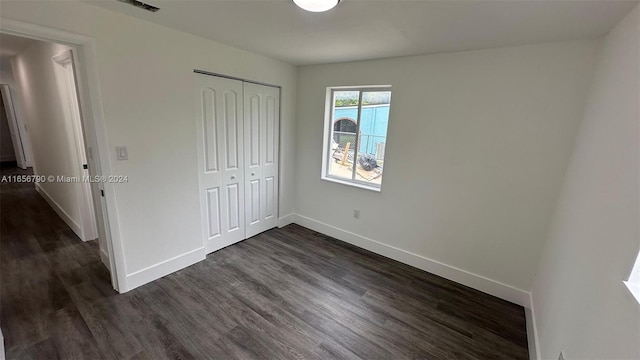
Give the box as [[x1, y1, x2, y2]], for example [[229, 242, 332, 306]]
[[124, 247, 206, 291], [100, 248, 111, 271], [35, 182, 84, 240], [525, 292, 541, 360], [278, 213, 296, 228], [292, 213, 531, 306]]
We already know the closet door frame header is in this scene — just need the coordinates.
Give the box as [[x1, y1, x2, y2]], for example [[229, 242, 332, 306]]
[[193, 69, 281, 89]]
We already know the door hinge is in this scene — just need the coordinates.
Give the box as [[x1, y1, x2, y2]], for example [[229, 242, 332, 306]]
[[101, 189, 105, 197], [83, 164, 88, 169]]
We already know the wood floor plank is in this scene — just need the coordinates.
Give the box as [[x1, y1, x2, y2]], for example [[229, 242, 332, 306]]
[[48, 306, 103, 360], [1, 167, 529, 359], [313, 339, 363, 360]]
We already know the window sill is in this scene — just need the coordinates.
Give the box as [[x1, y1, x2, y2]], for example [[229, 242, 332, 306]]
[[321, 176, 381, 192], [623, 281, 640, 306]]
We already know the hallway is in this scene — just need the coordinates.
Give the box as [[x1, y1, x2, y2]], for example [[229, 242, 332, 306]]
[[0, 166, 112, 358]]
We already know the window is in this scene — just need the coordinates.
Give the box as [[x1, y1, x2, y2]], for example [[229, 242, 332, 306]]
[[321, 86, 391, 191]]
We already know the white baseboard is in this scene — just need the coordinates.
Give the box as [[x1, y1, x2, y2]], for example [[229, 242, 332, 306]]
[[100, 248, 110, 271], [525, 292, 541, 360], [293, 213, 530, 307], [277, 213, 295, 228], [124, 247, 206, 291], [0, 327, 5, 360], [35, 183, 84, 240]]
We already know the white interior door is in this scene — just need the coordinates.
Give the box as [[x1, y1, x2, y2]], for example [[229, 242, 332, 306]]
[[53, 50, 98, 241], [195, 74, 245, 253], [244, 83, 279, 238], [0, 85, 27, 169]]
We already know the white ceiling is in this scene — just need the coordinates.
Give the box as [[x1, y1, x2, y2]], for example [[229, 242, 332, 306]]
[[88, 0, 638, 65], [0, 33, 38, 59]]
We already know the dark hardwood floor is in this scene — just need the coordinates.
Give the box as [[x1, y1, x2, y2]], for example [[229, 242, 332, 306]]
[[1, 166, 529, 359]]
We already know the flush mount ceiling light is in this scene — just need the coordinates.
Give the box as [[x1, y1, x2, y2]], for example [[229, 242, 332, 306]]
[[293, 0, 340, 12]]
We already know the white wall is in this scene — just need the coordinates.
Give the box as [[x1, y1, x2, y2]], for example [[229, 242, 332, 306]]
[[0, 1, 297, 291], [531, 6, 640, 360], [295, 40, 600, 300]]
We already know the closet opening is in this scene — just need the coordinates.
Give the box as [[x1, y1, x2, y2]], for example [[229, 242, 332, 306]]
[[194, 70, 281, 254]]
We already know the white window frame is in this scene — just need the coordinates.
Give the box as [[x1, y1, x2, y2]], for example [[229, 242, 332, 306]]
[[321, 85, 391, 192]]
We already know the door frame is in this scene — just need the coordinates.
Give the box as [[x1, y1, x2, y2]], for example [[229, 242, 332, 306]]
[[0, 84, 27, 168], [0, 18, 126, 292]]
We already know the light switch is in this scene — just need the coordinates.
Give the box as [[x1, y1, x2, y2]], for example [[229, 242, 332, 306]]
[[116, 146, 128, 160]]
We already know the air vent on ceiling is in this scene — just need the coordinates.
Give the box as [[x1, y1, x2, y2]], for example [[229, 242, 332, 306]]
[[117, 0, 160, 13]]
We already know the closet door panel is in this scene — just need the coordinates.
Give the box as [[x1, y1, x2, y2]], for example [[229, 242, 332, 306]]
[[224, 91, 240, 171], [222, 89, 244, 242], [226, 183, 241, 232], [248, 94, 261, 169], [261, 88, 279, 224], [206, 188, 221, 239], [244, 83, 279, 238], [196, 74, 245, 253], [244, 86, 261, 234], [249, 179, 260, 224], [265, 176, 275, 219]]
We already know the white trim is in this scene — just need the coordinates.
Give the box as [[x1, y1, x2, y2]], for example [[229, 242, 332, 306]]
[[206, 237, 245, 255], [100, 248, 110, 271], [52, 49, 73, 65], [0, 17, 126, 292], [126, 247, 206, 290], [525, 292, 541, 360], [623, 281, 640, 306], [0, 18, 91, 45], [293, 213, 530, 306], [624, 253, 640, 305], [321, 175, 382, 192], [35, 182, 84, 240], [277, 213, 296, 228], [0, 327, 5, 360]]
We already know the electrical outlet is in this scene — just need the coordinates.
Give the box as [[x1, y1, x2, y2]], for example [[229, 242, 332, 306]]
[[353, 208, 360, 219], [558, 352, 565, 360]]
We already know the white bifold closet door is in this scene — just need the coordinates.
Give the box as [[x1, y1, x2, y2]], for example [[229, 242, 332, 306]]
[[195, 74, 279, 253], [243, 83, 279, 238], [195, 75, 246, 253]]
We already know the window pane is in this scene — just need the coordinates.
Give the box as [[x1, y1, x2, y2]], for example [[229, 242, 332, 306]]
[[328, 91, 358, 180], [355, 91, 390, 185]]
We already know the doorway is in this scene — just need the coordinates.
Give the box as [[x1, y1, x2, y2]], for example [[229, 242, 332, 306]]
[[0, 85, 28, 169], [1, 35, 99, 243], [0, 22, 123, 292]]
